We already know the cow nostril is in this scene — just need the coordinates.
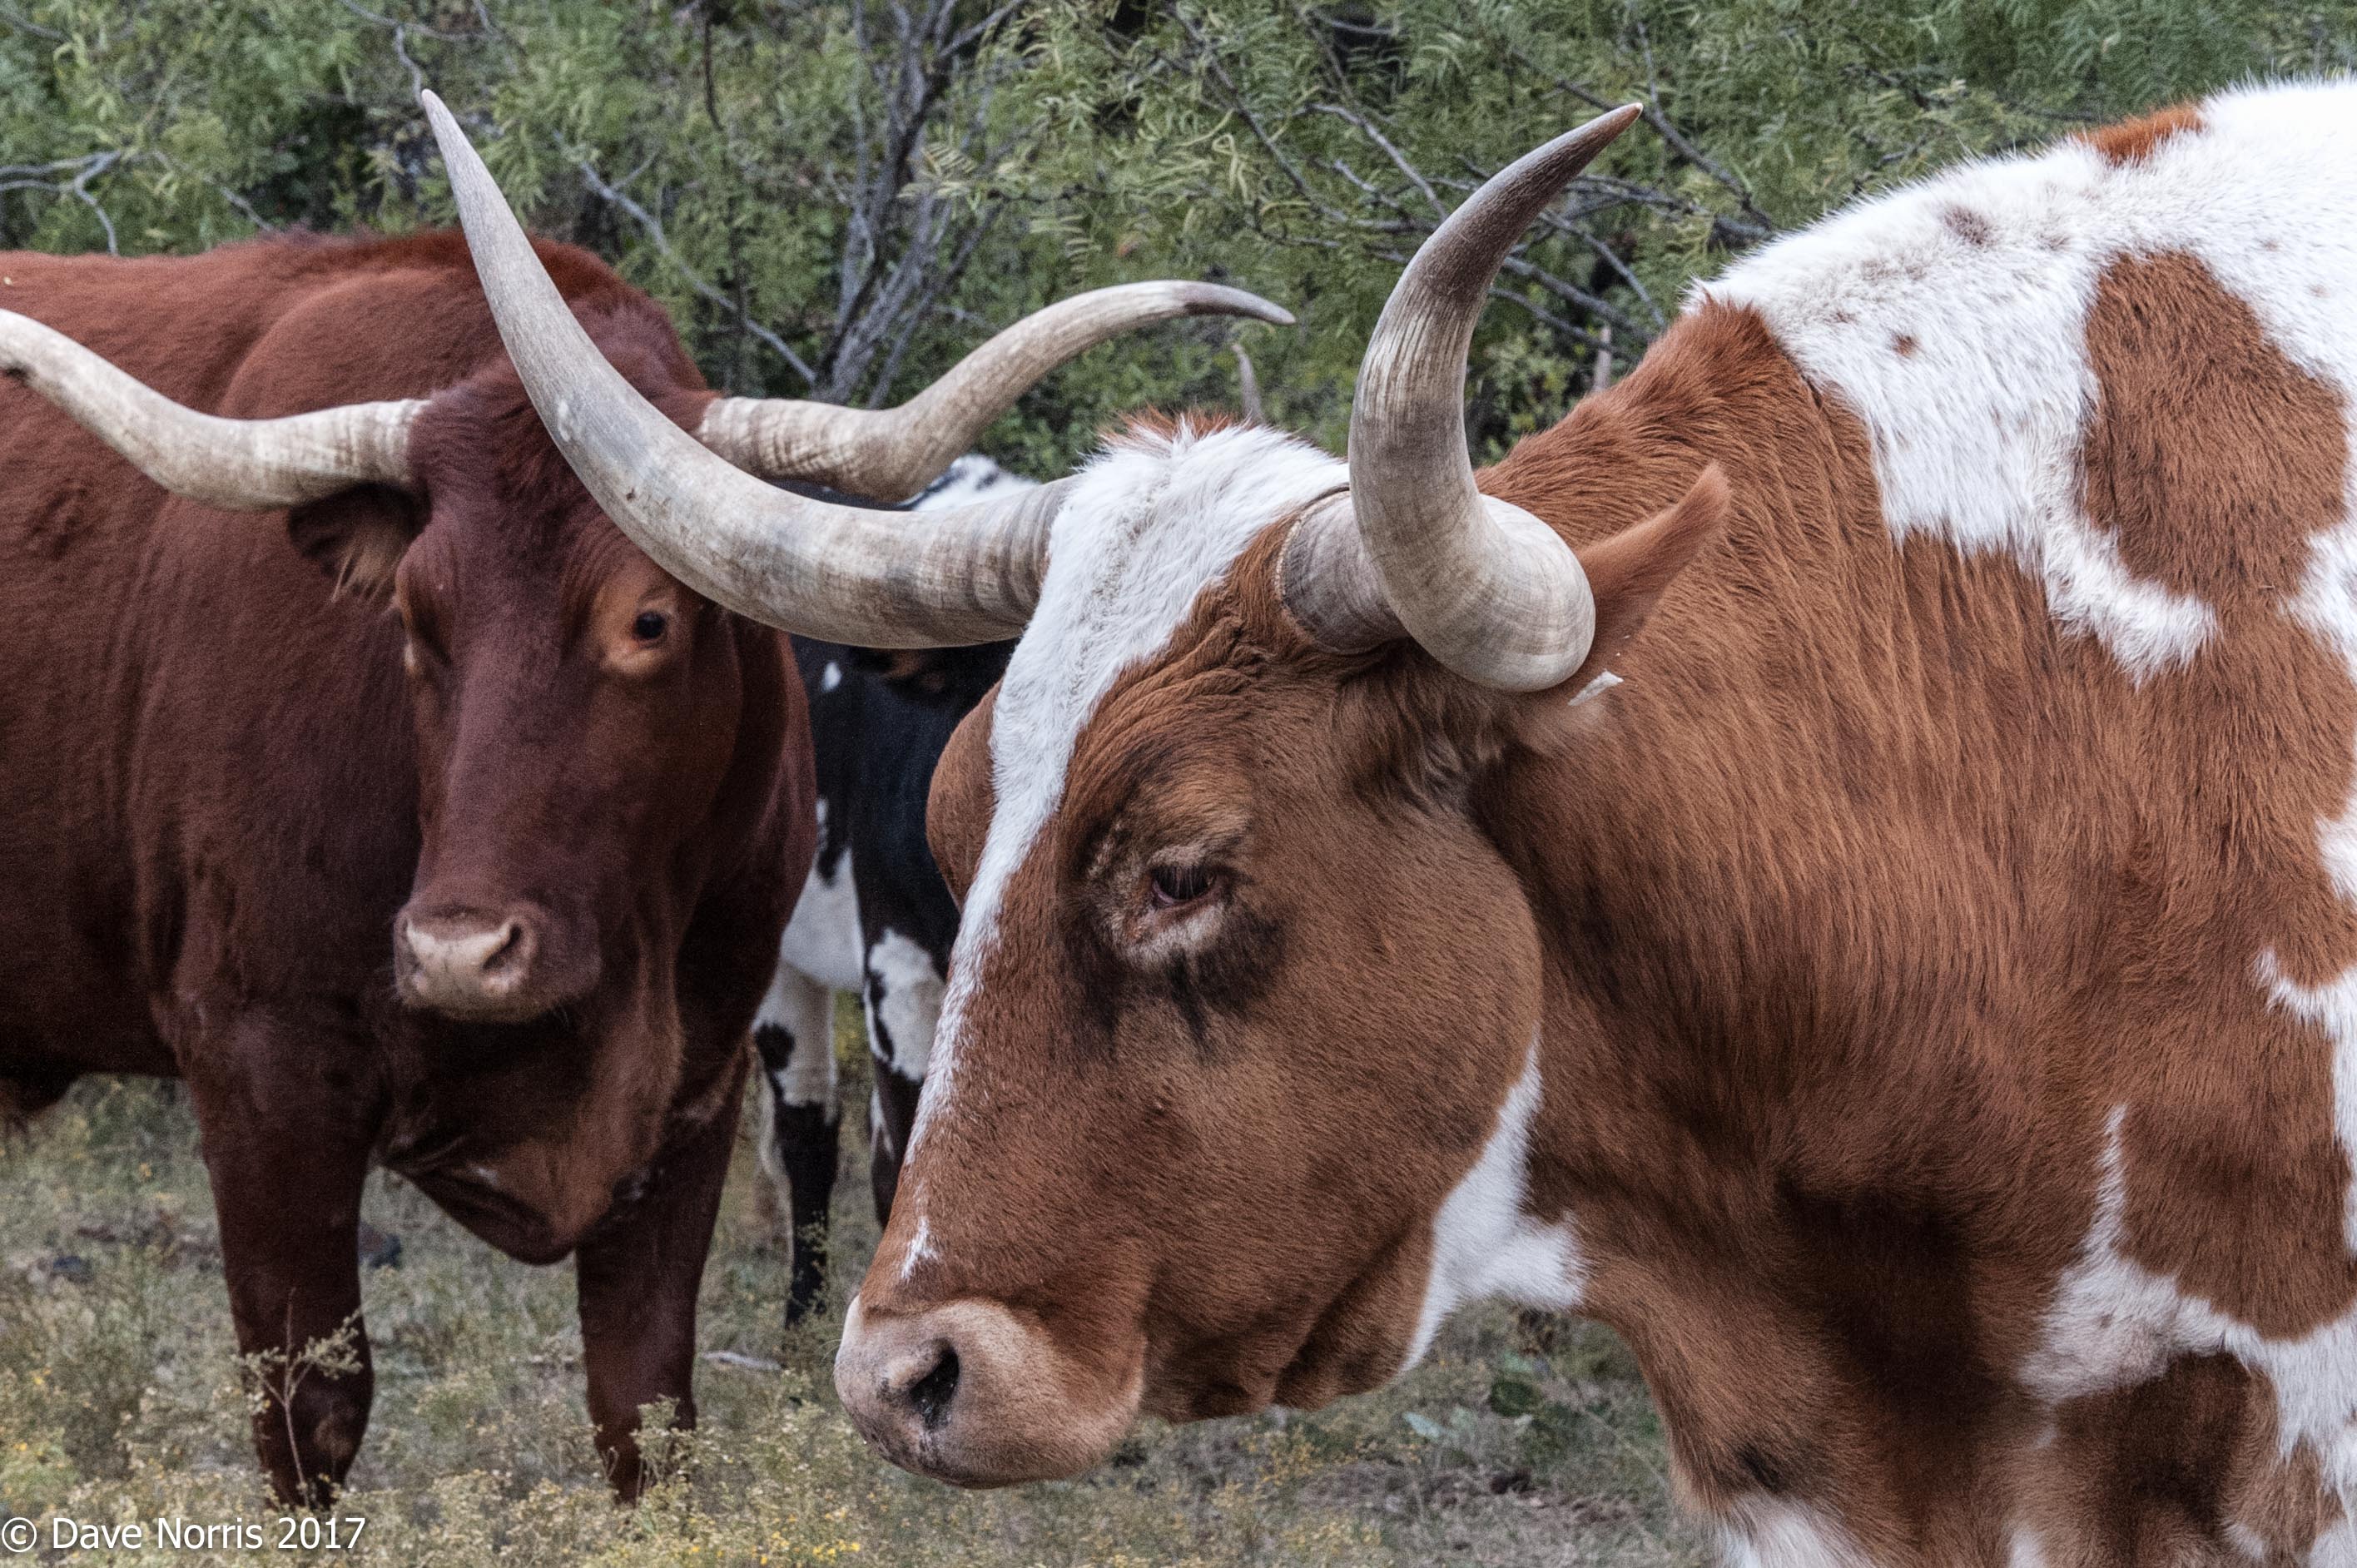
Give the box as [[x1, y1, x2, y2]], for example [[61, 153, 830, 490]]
[[481, 920, 525, 975], [906, 1344, 960, 1431]]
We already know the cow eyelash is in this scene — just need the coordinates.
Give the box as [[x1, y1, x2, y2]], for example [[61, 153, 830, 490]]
[[1148, 862, 1217, 910]]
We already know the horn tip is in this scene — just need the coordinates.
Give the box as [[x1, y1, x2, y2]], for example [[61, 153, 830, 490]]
[[1169, 281, 1295, 327], [1204, 287, 1294, 328]]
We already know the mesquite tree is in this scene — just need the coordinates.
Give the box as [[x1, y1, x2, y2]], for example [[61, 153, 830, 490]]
[[1, 0, 2344, 465]]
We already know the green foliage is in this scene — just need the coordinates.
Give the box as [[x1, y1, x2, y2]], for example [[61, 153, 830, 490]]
[[7, 1, 2350, 470]]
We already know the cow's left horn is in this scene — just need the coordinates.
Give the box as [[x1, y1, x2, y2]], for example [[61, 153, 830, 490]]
[[702, 282, 1292, 504], [426, 92, 1073, 647], [1283, 106, 1641, 692], [0, 311, 419, 509]]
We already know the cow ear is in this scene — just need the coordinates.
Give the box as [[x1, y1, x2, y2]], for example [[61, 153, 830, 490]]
[[1517, 466, 1728, 749], [285, 484, 427, 604]]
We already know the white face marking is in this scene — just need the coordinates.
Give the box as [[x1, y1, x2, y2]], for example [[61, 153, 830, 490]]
[[1716, 1496, 1876, 1568], [863, 927, 942, 1081], [1710, 82, 2357, 684], [1402, 1040, 1585, 1370], [776, 801, 865, 995], [897, 1214, 938, 1283], [902, 424, 1348, 1182]]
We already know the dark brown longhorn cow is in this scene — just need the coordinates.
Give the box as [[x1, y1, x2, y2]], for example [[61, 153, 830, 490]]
[[0, 220, 1281, 1501], [444, 83, 2357, 1561]]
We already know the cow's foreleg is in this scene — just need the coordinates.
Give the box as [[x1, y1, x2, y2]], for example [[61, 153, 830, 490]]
[[750, 961, 840, 1324], [575, 1070, 743, 1501], [187, 1035, 375, 1507]]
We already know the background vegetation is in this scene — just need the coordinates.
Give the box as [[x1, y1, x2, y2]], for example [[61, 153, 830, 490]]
[[2, 1024, 1699, 1566], [5, 0, 2349, 472], [6, 2, 2357, 1562]]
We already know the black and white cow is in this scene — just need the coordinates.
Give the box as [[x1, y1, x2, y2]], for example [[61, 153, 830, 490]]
[[753, 455, 1026, 1322]]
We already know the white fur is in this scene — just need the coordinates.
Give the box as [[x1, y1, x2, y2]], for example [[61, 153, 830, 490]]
[[863, 927, 942, 1082], [754, 960, 838, 1110], [777, 801, 865, 994], [2313, 1516, 2357, 1568], [1404, 1040, 1586, 1369], [1709, 80, 2357, 684], [905, 422, 1349, 1171], [1949, 85, 2357, 1531], [913, 452, 1033, 510], [897, 1214, 938, 1283], [2027, 1098, 2357, 1504], [1716, 1496, 1877, 1568], [819, 660, 843, 693]]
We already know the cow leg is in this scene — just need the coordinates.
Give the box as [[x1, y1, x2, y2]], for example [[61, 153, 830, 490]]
[[185, 1027, 375, 1506], [575, 1071, 743, 1501], [859, 931, 943, 1226], [750, 960, 841, 1325]]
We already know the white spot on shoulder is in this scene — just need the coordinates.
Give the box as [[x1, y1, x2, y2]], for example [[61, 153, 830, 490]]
[[905, 423, 1347, 1173], [1709, 80, 2357, 683], [1403, 1040, 1585, 1370]]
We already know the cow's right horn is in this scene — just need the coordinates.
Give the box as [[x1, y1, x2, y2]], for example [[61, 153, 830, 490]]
[[1283, 106, 1641, 692], [427, 92, 1078, 648], [0, 311, 421, 509], [701, 281, 1292, 504]]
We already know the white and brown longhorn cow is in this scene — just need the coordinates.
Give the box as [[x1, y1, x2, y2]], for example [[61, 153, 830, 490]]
[[436, 85, 2357, 1561]]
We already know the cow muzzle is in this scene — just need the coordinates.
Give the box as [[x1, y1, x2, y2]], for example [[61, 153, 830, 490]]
[[832, 1293, 1142, 1487], [395, 904, 584, 1023]]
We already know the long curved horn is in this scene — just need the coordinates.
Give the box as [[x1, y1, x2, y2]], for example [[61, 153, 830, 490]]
[[425, 92, 1067, 647], [702, 283, 1292, 504], [0, 311, 420, 509], [1283, 105, 1641, 692]]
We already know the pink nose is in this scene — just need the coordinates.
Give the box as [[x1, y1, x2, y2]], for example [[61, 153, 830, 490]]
[[397, 909, 538, 1020], [833, 1293, 1143, 1487]]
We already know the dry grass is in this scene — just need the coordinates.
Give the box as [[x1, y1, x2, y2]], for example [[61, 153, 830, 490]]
[[0, 1006, 1702, 1566]]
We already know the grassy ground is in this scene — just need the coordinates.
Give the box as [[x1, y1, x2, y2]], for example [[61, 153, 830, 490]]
[[0, 1005, 1700, 1566]]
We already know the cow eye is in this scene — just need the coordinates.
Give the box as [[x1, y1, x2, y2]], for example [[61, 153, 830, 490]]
[[1149, 862, 1214, 910], [631, 609, 670, 643]]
